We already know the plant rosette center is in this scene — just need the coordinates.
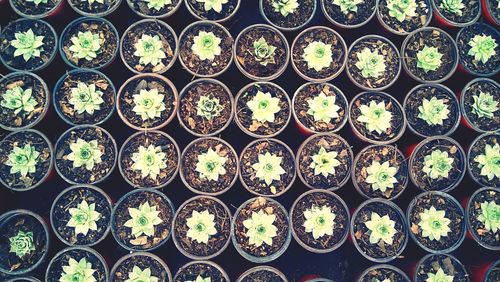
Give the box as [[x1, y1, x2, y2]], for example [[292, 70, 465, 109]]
[[253, 36, 277, 66]]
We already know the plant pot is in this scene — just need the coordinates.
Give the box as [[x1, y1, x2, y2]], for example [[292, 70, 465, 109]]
[[237, 266, 288, 282], [235, 82, 291, 138], [111, 189, 174, 252], [120, 19, 178, 74], [45, 247, 108, 282], [180, 137, 238, 195], [376, 0, 432, 35], [482, 0, 500, 26], [401, 27, 458, 83], [358, 264, 410, 282], [456, 23, 499, 77], [0, 209, 49, 275], [468, 133, 500, 188], [290, 190, 350, 253], [68, 0, 121, 16], [460, 78, 499, 133], [349, 91, 406, 145], [431, 0, 480, 27], [50, 185, 112, 246], [127, 0, 182, 18], [350, 199, 408, 263], [54, 125, 117, 185], [296, 133, 353, 190], [177, 78, 234, 136], [483, 260, 499, 282], [404, 84, 460, 137], [409, 136, 466, 192], [6, 277, 40, 282], [0, 72, 49, 131], [117, 73, 178, 131], [173, 260, 229, 281], [9, 0, 63, 18], [0, 19, 57, 72], [259, 0, 316, 31], [231, 197, 291, 263], [185, 0, 240, 22], [110, 252, 172, 282], [292, 82, 348, 135], [465, 187, 500, 250], [178, 21, 233, 77], [321, 0, 377, 28], [0, 129, 53, 191], [53, 69, 116, 126], [414, 254, 469, 282], [239, 138, 296, 197], [234, 24, 289, 81], [352, 144, 408, 200], [291, 26, 347, 82]]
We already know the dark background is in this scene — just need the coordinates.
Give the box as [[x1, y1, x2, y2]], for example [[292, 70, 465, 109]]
[[0, 0, 498, 281]]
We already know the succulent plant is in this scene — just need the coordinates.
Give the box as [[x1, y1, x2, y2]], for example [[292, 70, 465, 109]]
[[356, 101, 393, 134], [195, 148, 228, 181], [131, 145, 167, 179], [332, 0, 364, 15], [192, 31, 222, 61], [10, 29, 44, 62], [125, 266, 158, 282], [416, 46, 443, 73], [386, 0, 417, 22], [252, 152, 285, 185], [243, 209, 278, 247], [474, 143, 500, 181], [1, 86, 38, 115], [253, 37, 277, 66], [272, 0, 299, 16], [471, 92, 498, 119], [123, 202, 163, 238], [306, 92, 340, 123], [9, 230, 35, 258], [134, 34, 166, 66], [422, 150, 453, 179], [418, 206, 451, 241], [417, 97, 450, 126], [132, 89, 166, 121], [365, 160, 398, 193], [67, 139, 103, 171], [246, 90, 281, 123], [468, 34, 497, 64], [186, 210, 217, 244], [196, 0, 228, 13], [196, 95, 223, 120], [66, 200, 101, 236], [69, 31, 102, 61], [364, 212, 397, 245], [6, 144, 40, 177], [355, 47, 386, 78], [426, 268, 454, 282], [302, 41, 333, 72], [68, 83, 104, 115], [308, 147, 340, 177], [477, 201, 500, 233], [303, 205, 336, 239], [59, 257, 96, 282], [439, 0, 465, 16], [143, 0, 172, 11]]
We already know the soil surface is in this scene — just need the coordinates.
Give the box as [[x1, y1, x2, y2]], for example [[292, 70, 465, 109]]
[[174, 261, 228, 281], [261, 0, 315, 29], [11, 0, 60, 16], [415, 254, 468, 282], [467, 188, 499, 248], [69, 0, 119, 15], [488, 0, 500, 24], [462, 79, 499, 132], [433, 0, 480, 24], [111, 254, 170, 281], [323, 0, 376, 26], [359, 266, 408, 282], [187, 0, 238, 21], [378, 0, 431, 34], [46, 248, 107, 282], [240, 268, 285, 282], [128, 0, 181, 17], [456, 24, 499, 75], [468, 134, 500, 187]]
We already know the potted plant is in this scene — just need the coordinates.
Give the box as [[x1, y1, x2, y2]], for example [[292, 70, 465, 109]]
[[117, 73, 178, 131], [351, 199, 408, 262], [68, 0, 122, 17], [0, 209, 49, 275], [291, 26, 347, 82], [358, 264, 410, 282], [53, 69, 116, 126], [231, 197, 291, 263], [482, 0, 500, 26], [403, 84, 460, 137], [468, 133, 500, 188], [111, 189, 175, 251], [237, 266, 287, 282], [414, 254, 469, 282], [259, 0, 316, 31], [54, 125, 117, 185], [126, 0, 182, 18], [178, 21, 233, 77], [119, 130, 180, 189], [109, 252, 172, 282], [348, 91, 406, 144], [235, 82, 291, 138], [456, 23, 499, 77], [460, 78, 499, 132], [45, 246, 108, 282], [409, 136, 466, 192], [376, 0, 433, 35], [0, 19, 57, 72], [50, 185, 112, 246], [431, 0, 480, 27], [352, 144, 408, 200], [292, 82, 348, 135], [180, 137, 238, 195], [173, 261, 229, 281], [177, 78, 234, 136], [321, 0, 377, 28], [239, 138, 295, 197], [296, 133, 353, 190], [401, 27, 458, 83], [234, 24, 289, 81], [290, 190, 350, 253], [120, 19, 178, 74], [465, 187, 499, 250], [6, 277, 40, 282], [185, 0, 240, 22], [9, 0, 63, 18], [0, 72, 49, 131], [0, 129, 53, 191]]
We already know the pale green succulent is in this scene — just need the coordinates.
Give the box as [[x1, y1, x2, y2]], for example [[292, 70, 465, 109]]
[[426, 268, 454, 282], [69, 32, 102, 61], [69, 83, 105, 115], [365, 160, 398, 193], [195, 148, 228, 181], [375, 279, 390, 282], [356, 100, 393, 134], [364, 212, 397, 245], [66, 200, 101, 236], [387, 0, 418, 22], [332, 0, 364, 15], [67, 139, 103, 171], [272, 0, 299, 16], [243, 209, 278, 247], [253, 37, 277, 66], [474, 143, 500, 181], [302, 41, 333, 72], [417, 97, 450, 126], [10, 29, 44, 62], [468, 34, 498, 64], [187, 275, 211, 282], [303, 205, 336, 239], [246, 90, 281, 123], [6, 144, 40, 177], [59, 257, 96, 282], [439, 0, 465, 16], [9, 230, 35, 258], [196, 95, 223, 120], [196, 0, 228, 12], [355, 47, 386, 78], [422, 150, 453, 179], [1, 86, 37, 115], [131, 145, 167, 179], [83, 0, 104, 4], [186, 210, 217, 244], [252, 152, 285, 185], [26, 0, 49, 5], [306, 92, 340, 123], [472, 92, 498, 119], [309, 147, 341, 178], [132, 89, 166, 121], [143, 0, 172, 11], [124, 202, 163, 238], [477, 201, 500, 233], [134, 34, 166, 66], [192, 31, 222, 61], [416, 46, 443, 73], [125, 266, 158, 282], [418, 206, 451, 241]]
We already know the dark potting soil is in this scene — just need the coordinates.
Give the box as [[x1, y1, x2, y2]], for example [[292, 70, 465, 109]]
[[120, 132, 179, 189], [174, 261, 227, 282], [69, 0, 119, 15], [291, 191, 349, 251], [488, 0, 500, 24], [462, 79, 499, 132], [187, 0, 238, 21], [129, 0, 181, 17], [181, 138, 237, 194], [433, 0, 480, 24], [11, 0, 61, 16], [111, 254, 170, 281], [467, 188, 499, 248], [298, 134, 352, 190], [240, 140, 295, 196], [415, 254, 468, 282], [234, 197, 289, 258], [55, 71, 115, 125], [0, 73, 47, 129], [359, 266, 408, 282], [0, 20, 56, 71], [293, 83, 347, 133], [405, 84, 460, 137], [468, 134, 500, 187], [55, 126, 116, 184], [46, 248, 107, 282], [179, 80, 232, 135], [378, 0, 431, 34], [51, 186, 112, 246], [354, 145, 408, 200], [0, 131, 51, 190], [112, 190, 173, 250], [323, 0, 376, 26], [240, 269, 285, 282], [261, 0, 315, 29], [456, 24, 500, 75]]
